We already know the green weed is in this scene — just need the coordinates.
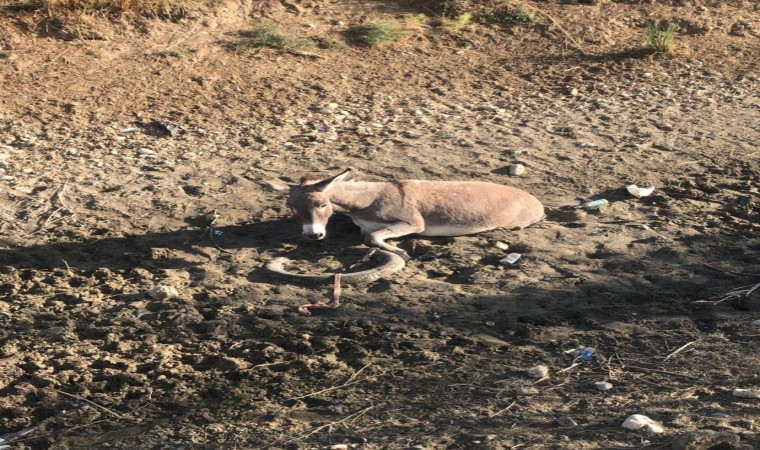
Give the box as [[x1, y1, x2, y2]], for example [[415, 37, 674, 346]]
[[492, 2, 538, 26], [440, 12, 472, 33], [346, 20, 410, 47], [646, 22, 677, 53], [232, 25, 315, 53]]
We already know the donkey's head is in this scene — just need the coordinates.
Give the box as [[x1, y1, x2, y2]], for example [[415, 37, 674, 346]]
[[261, 169, 352, 240]]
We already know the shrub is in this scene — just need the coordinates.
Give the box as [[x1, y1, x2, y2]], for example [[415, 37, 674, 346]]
[[233, 25, 315, 53], [347, 20, 410, 47], [646, 22, 677, 53]]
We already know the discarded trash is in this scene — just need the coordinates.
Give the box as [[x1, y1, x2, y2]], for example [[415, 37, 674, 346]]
[[573, 346, 595, 361], [500, 253, 522, 265], [509, 164, 526, 176], [134, 311, 146, 319], [528, 365, 549, 378], [494, 241, 510, 251], [595, 381, 613, 391], [732, 388, 760, 399], [622, 414, 664, 433], [577, 199, 609, 209], [557, 417, 578, 427], [626, 184, 655, 198]]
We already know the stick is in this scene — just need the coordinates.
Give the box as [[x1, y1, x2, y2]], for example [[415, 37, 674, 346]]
[[297, 273, 342, 316], [662, 340, 698, 363], [488, 400, 517, 418], [618, 364, 700, 381], [274, 405, 375, 446], [284, 363, 372, 402], [54, 389, 128, 420], [523, 3, 586, 54]]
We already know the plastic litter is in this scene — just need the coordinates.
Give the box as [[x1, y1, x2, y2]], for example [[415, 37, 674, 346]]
[[622, 414, 664, 433], [573, 346, 595, 361], [626, 184, 655, 198], [500, 253, 522, 265], [577, 199, 609, 209]]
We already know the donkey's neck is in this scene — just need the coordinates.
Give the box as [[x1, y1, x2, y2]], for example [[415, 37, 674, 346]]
[[329, 182, 389, 212]]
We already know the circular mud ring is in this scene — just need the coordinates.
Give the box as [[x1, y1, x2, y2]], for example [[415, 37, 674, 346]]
[[263, 250, 406, 285]]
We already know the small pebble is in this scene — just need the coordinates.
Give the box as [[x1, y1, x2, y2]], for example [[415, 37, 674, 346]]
[[595, 381, 613, 391], [517, 386, 540, 395], [137, 147, 155, 156], [329, 445, 349, 450], [528, 365, 549, 378], [732, 388, 760, 399], [751, 319, 760, 326], [149, 285, 179, 300], [622, 414, 664, 433], [643, 72, 653, 78], [1, 175, 14, 181], [557, 417, 578, 427]]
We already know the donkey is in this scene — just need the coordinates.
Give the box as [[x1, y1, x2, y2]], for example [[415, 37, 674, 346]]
[[261, 169, 545, 259]]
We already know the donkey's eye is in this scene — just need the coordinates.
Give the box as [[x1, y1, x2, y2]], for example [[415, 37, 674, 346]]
[[318, 204, 328, 209]]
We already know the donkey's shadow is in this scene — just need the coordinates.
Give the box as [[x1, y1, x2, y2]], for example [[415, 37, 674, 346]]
[[0, 217, 342, 273]]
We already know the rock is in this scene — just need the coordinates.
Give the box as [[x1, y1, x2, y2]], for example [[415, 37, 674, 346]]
[[149, 285, 180, 300], [517, 386, 539, 395], [556, 417, 577, 427], [326, 102, 339, 110], [509, 164, 525, 176], [670, 430, 741, 450], [595, 381, 613, 391], [622, 414, 664, 433], [528, 365, 549, 378], [643, 72, 653, 78], [137, 147, 155, 156], [732, 388, 760, 399], [751, 319, 760, 326]]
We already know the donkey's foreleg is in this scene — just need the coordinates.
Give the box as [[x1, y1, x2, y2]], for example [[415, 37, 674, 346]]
[[364, 222, 424, 260]]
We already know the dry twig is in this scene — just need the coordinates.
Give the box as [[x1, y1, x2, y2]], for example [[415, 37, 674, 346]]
[[284, 362, 372, 402], [54, 389, 128, 420]]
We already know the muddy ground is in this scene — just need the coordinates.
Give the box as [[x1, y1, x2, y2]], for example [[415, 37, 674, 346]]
[[1, 0, 759, 448]]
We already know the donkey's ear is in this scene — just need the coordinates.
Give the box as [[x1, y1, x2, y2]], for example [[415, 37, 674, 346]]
[[258, 178, 292, 194], [315, 169, 352, 192]]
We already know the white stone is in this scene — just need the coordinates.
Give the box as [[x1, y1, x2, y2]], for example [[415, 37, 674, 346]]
[[509, 164, 525, 176], [528, 365, 549, 378], [595, 381, 613, 391], [149, 285, 179, 300], [137, 148, 155, 156], [622, 414, 664, 433], [732, 388, 760, 399], [517, 386, 539, 395]]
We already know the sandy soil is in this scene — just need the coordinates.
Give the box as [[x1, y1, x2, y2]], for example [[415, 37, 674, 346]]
[[1, 0, 759, 448]]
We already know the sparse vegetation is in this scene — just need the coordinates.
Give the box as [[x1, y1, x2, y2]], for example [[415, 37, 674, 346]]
[[0, 52, 10, 59], [437, 0, 471, 18], [155, 48, 197, 58], [35, 0, 207, 19], [346, 20, 410, 47], [440, 12, 472, 33], [491, 2, 538, 25], [646, 21, 678, 53], [232, 25, 315, 53]]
